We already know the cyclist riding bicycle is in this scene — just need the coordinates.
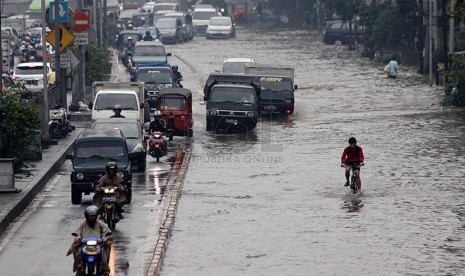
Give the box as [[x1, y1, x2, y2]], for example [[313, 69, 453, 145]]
[[341, 137, 365, 189]]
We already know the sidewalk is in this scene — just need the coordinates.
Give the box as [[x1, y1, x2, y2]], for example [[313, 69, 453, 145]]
[[0, 128, 83, 236]]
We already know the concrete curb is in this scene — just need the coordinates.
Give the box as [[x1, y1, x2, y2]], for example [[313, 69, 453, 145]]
[[0, 130, 80, 236], [146, 147, 192, 276]]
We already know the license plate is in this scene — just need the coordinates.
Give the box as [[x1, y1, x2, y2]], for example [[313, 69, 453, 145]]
[[264, 105, 277, 111], [103, 197, 116, 202], [225, 119, 237, 124], [26, 80, 39, 85]]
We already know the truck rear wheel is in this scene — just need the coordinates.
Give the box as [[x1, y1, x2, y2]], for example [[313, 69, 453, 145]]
[[71, 188, 82, 205], [206, 119, 213, 131]]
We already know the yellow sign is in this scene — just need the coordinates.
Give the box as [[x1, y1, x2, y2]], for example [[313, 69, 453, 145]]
[[46, 24, 75, 52]]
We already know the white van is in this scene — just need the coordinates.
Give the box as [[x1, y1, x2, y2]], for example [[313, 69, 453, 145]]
[[92, 90, 142, 122]]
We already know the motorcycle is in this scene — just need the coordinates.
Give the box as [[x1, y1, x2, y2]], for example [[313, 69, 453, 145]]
[[174, 77, 183, 88], [98, 187, 121, 230], [148, 131, 167, 162], [49, 106, 75, 139], [71, 232, 111, 276]]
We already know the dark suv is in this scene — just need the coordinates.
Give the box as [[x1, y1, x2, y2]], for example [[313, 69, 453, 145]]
[[67, 129, 133, 204], [323, 20, 364, 45]]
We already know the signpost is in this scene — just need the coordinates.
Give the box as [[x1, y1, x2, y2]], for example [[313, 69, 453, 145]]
[[46, 23, 75, 52], [50, 1, 70, 23]]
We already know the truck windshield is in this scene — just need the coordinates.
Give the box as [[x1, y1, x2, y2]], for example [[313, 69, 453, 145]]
[[210, 87, 255, 104], [259, 77, 293, 92], [75, 141, 126, 159], [94, 94, 138, 110], [138, 71, 172, 84]]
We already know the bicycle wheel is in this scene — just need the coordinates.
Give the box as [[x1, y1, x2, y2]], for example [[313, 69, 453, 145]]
[[350, 174, 358, 194]]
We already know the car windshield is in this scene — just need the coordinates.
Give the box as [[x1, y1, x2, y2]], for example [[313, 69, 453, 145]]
[[210, 87, 255, 104], [134, 45, 165, 56], [259, 77, 293, 91], [156, 20, 176, 29], [153, 4, 176, 12], [120, 33, 140, 42], [222, 62, 250, 74], [15, 65, 47, 75], [138, 70, 172, 84], [94, 94, 138, 110], [119, 10, 138, 19], [75, 140, 125, 159], [159, 97, 185, 111], [193, 11, 217, 20], [93, 123, 141, 138], [210, 18, 231, 26]]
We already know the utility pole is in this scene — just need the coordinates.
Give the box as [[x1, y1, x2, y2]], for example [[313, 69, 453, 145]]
[[103, 0, 108, 46], [98, 0, 103, 46], [74, 0, 86, 104], [429, 0, 433, 87], [53, 0, 63, 105], [450, 0, 455, 54], [41, 0, 49, 139]]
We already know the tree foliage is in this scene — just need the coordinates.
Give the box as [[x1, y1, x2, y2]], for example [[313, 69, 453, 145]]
[[445, 54, 465, 106], [85, 46, 113, 86], [0, 86, 41, 172]]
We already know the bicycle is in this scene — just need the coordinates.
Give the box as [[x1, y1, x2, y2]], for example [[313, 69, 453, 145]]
[[342, 163, 364, 194]]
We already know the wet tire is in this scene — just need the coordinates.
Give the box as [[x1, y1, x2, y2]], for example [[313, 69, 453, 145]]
[[49, 124, 62, 139], [106, 211, 113, 230], [126, 189, 132, 204], [206, 119, 213, 131], [71, 188, 82, 204], [169, 133, 173, 141], [156, 156, 160, 162], [87, 263, 95, 275], [189, 129, 193, 137]]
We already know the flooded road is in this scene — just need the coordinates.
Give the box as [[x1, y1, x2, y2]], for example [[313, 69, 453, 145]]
[[161, 26, 465, 275]]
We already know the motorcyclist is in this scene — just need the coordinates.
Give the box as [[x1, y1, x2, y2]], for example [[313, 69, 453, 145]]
[[67, 205, 112, 276], [126, 22, 134, 30], [125, 36, 135, 52], [341, 137, 365, 190], [94, 162, 127, 219], [172, 65, 183, 88], [148, 110, 168, 149], [110, 104, 126, 118], [143, 30, 154, 41]]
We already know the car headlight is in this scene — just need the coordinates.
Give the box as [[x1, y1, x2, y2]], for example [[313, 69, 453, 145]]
[[284, 99, 292, 104], [209, 110, 217, 116], [247, 112, 255, 117], [76, 173, 84, 180], [117, 172, 124, 178], [132, 143, 145, 153]]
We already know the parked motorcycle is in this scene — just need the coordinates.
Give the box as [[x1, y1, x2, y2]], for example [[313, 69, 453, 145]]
[[148, 131, 167, 162], [72, 232, 110, 276], [49, 106, 75, 139]]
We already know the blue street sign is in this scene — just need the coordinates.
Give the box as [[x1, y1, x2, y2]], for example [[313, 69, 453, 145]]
[[50, 2, 69, 23]]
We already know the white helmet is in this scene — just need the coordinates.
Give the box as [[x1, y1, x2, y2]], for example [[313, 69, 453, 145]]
[[153, 110, 162, 118]]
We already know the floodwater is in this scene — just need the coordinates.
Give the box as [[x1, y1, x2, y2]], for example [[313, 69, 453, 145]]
[[161, 25, 465, 275]]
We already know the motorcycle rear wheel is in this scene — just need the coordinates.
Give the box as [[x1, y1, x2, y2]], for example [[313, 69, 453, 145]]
[[49, 124, 63, 139]]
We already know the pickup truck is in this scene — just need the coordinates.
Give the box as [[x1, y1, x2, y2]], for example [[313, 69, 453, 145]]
[[91, 81, 150, 123], [244, 64, 297, 115], [203, 73, 260, 131]]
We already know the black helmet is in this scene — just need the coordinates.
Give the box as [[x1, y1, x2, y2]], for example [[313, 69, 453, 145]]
[[84, 205, 99, 226], [146, 30, 150, 35], [348, 137, 357, 144], [172, 65, 178, 71], [106, 161, 118, 173], [113, 104, 122, 111]]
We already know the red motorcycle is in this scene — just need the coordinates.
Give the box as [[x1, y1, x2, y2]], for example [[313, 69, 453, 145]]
[[148, 131, 167, 162]]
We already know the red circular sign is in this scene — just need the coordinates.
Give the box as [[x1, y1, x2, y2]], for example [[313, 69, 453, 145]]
[[73, 12, 90, 32]]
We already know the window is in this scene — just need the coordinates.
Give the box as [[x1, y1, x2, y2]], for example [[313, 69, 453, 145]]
[[138, 71, 172, 84], [210, 87, 255, 103], [330, 22, 342, 30], [76, 141, 125, 158], [210, 18, 231, 26], [156, 19, 177, 29], [259, 77, 293, 92], [93, 123, 141, 139], [15, 65, 46, 75], [159, 97, 185, 111], [193, 11, 218, 20], [94, 94, 138, 110], [134, 45, 166, 56]]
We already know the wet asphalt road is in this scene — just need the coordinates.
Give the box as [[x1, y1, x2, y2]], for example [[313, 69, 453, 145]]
[[160, 26, 465, 275], [1, 25, 465, 276]]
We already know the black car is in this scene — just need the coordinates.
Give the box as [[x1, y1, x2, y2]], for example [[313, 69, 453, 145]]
[[323, 20, 364, 45], [91, 118, 147, 172], [67, 129, 133, 204]]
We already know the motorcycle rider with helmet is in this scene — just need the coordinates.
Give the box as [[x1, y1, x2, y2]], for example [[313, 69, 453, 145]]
[[148, 110, 168, 150], [94, 162, 127, 219], [67, 205, 112, 276], [110, 104, 126, 118], [171, 65, 183, 88]]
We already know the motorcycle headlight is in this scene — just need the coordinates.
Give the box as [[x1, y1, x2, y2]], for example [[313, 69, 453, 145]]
[[117, 172, 124, 178], [76, 173, 84, 180], [209, 110, 217, 116], [104, 188, 110, 193], [109, 188, 115, 193], [247, 112, 256, 117], [132, 143, 145, 152]]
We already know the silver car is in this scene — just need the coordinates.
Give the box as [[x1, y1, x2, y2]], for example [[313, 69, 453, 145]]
[[206, 16, 236, 39]]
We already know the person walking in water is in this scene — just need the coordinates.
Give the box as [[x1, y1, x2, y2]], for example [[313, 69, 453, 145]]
[[384, 56, 398, 79]]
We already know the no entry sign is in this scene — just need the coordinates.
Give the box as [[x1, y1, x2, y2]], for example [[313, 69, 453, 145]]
[[73, 11, 90, 32]]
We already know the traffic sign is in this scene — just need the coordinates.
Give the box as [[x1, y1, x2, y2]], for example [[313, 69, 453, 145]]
[[46, 24, 75, 52], [46, 7, 75, 30], [74, 32, 89, 45], [51, 53, 71, 68], [73, 11, 90, 32], [50, 2, 70, 23]]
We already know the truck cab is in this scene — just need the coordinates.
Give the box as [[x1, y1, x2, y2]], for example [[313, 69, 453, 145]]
[[67, 129, 133, 205], [203, 73, 260, 131]]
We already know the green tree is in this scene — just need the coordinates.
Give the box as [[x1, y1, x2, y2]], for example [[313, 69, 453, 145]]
[[85, 46, 113, 86], [0, 86, 41, 172], [445, 54, 465, 106]]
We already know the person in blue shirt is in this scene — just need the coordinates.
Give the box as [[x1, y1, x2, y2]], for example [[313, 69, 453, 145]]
[[387, 56, 398, 79]]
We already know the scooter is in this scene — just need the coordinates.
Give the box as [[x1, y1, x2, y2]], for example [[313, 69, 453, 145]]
[[71, 232, 111, 276], [99, 187, 121, 230], [148, 131, 167, 162], [174, 77, 183, 88], [49, 106, 75, 139]]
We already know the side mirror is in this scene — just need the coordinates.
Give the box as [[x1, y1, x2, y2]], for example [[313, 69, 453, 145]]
[[166, 52, 172, 56], [140, 103, 145, 108], [294, 84, 298, 90], [66, 154, 73, 159], [144, 135, 150, 141], [88, 102, 93, 109]]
